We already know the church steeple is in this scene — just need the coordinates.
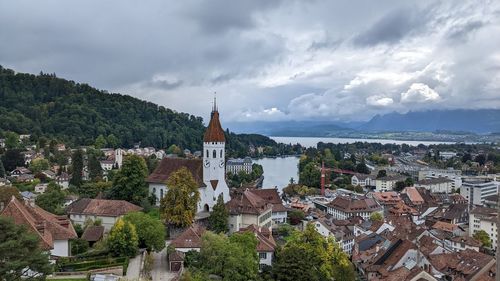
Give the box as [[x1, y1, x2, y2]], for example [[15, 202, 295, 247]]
[[204, 94, 225, 142]]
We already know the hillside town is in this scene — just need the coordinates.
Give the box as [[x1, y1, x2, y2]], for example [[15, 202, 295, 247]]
[[0, 100, 499, 281]]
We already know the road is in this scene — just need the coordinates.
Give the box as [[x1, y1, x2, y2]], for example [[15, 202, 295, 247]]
[[126, 253, 142, 279], [151, 242, 176, 281]]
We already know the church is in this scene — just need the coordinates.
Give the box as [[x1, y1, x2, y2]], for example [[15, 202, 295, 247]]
[[147, 100, 230, 213]]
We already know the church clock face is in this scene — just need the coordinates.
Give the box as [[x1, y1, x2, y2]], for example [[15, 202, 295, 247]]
[[204, 159, 210, 167], [219, 160, 224, 168]]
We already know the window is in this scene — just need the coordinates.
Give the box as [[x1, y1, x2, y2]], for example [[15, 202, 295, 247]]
[[160, 189, 164, 199], [220, 149, 223, 158], [259, 252, 267, 259], [206, 150, 209, 158], [213, 150, 217, 158]]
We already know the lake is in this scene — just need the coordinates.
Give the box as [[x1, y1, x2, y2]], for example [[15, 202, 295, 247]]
[[271, 136, 454, 147], [256, 136, 454, 193]]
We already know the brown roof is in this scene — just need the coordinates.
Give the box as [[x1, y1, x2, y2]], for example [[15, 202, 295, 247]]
[[404, 187, 424, 204], [171, 224, 205, 249], [238, 224, 277, 252], [328, 196, 382, 213], [226, 189, 273, 215], [371, 239, 416, 271], [249, 188, 287, 212], [204, 111, 225, 142], [429, 249, 494, 279], [147, 158, 206, 187], [450, 236, 481, 247], [81, 225, 104, 242], [1, 196, 77, 250], [66, 198, 142, 217], [416, 177, 453, 185]]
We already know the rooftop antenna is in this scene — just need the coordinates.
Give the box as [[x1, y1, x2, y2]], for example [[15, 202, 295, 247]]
[[214, 92, 217, 112]]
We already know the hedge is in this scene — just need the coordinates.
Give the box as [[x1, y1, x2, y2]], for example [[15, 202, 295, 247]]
[[57, 256, 129, 272]]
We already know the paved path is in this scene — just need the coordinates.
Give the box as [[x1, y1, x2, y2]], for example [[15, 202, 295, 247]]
[[151, 242, 177, 281], [126, 253, 142, 279]]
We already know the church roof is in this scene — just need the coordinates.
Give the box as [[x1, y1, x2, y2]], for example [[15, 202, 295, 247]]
[[204, 110, 225, 142], [147, 157, 206, 187]]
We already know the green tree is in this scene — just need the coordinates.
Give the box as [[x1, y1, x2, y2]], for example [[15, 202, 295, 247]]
[[288, 209, 305, 225], [0, 159, 5, 178], [394, 181, 406, 192], [28, 158, 50, 174], [370, 212, 383, 222], [71, 238, 89, 255], [107, 218, 139, 257], [355, 160, 370, 174], [108, 155, 148, 205], [1, 149, 24, 172], [35, 183, 66, 214], [0, 186, 22, 208], [299, 162, 321, 188], [4, 131, 19, 149], [160, 167, 200, 227], [273, 223, 355, 281], [404, 177, 414, 187], [0, 216, 52, 280], [94, 135, 108, 149], [78, 181, 112, 198], [107, 134, 119, 149], [376, 169, 387, 179], [473, 230, 491, 248], [123, 211, 166, 252], [70, 149, 84, 187], [166, 144, 182, 155], [208, 194, 229, 234], [88, 154, 103, 181], [199, 231, 258, 281]]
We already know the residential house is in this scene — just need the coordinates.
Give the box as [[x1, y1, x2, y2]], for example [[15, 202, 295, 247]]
[[10, 166, 32, 177], [428, 249, 495, 280], [100, 160, 115, 171], [250, 188, 287, 226], [326, 195, 382, 220], [311, 216, 355, 254], [56, 172, 70, 189], [81, 225, 105, 247], [66, 198, 142, 231], [20, 191, 37, 205], [170, 224, 206, 252], [469, 206, 497, 250], [1, 196, 77, 257], [34, 183, 49, 194], [226, 189, 273, 233], [41, 170, 56, 179], [238, 224, 277, 270]]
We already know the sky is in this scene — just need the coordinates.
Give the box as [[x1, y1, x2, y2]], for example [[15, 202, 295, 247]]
[[1, 0, 499, 124]]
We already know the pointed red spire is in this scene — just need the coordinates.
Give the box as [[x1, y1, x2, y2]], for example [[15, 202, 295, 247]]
[[204, 95, 225, 142]]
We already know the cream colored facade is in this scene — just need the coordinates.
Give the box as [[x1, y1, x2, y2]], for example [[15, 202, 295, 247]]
[[228, 208, 272, 234]]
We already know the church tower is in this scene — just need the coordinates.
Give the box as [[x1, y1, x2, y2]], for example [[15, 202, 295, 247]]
[[201, 97, 230, 210]]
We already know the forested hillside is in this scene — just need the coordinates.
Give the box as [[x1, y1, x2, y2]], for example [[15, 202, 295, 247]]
[[0, 66, 279, 152]]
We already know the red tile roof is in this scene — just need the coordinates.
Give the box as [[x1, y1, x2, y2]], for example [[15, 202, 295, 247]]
[[147, 158, 206, 187], [249, 188, 287, 212], [204, 111, 225, 142], [226, 189, 273, 215], [238, 224, 276, 252], [65, 198, 142, 217], [328, 195, 382, 213], [81, 225, 104, 242], [170, 224, 206, 249], [1, 196, 77, 250]]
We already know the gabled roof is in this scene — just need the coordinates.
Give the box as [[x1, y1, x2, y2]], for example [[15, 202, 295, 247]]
[[238, 224, 277, 252], [146, 158, 206, 187], [204, 111, 225, 142], [249, 188, 287, 212], [1, 196, 77, 250], [429, 249, 494, 279], [82, 225, 104, 242], [66, 198, 142, 217], [328, 195, 382, 213], [171, 224, 206, 249], [226, 189, 273, 215]]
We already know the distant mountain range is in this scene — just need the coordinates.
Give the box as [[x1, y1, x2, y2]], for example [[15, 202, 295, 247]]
[[227, 109, 500, 136]]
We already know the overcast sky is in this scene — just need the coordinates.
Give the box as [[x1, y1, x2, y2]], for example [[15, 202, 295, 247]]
[[1, 0, 499, 124]]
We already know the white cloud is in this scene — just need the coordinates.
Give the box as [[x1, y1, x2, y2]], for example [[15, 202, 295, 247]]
[[400, 83, 440, 103], [366, 95, 394, 107]]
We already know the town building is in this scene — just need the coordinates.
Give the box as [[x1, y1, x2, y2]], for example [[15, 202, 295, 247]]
[[351, 174, 375, 187], [311, 217, 355, 255], [226, 189, 273, 233], [66, 198, 142, 231], [469, 206, 497, 250], [249, 188, 287, 226], [375, 175, 406, 192], [1, 196, 77, 257], [238, 225, 277, 270], [415, 177, 454, 193], [226, 157, 253, 174], [170, 224, 206, 252], [147, 101, 230, 213], [326, 195, 382, 220], [461, 178, 499, 206]]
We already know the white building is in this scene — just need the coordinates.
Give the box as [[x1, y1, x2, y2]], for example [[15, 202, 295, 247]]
[[374, 175, 406, 192], [351, 174, 375, 187], [312, 219, 355, 255], [250, 188, 288, 227], [226, 189, 273, 233], [147, 101, 230, 213], [461, 178, 499, 206], [66, 198, 142, 231], [34, 183, 49, 194], [226, 157, 253, 174], [415, 177, 454, 193], [420, 169, 462, 189], [100, 160, 114, 171], [469, 206, 497, 250]]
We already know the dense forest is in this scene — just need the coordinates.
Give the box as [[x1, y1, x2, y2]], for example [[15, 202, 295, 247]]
[[0, 66, 288, 154]]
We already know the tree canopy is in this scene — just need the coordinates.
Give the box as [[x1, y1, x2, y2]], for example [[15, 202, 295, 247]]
[[207, 194, 229, 234], [473, 230, 491, 248], [0, 216, 53, 280], [108, 155, 148, 205], [107, 218, 139, 257], [160, 167, 200, 227], [123, 211, 166, 252]]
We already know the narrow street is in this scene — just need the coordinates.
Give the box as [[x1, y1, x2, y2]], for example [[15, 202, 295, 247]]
[[151, 242, 176, 281], [126, 253, 142, 279]]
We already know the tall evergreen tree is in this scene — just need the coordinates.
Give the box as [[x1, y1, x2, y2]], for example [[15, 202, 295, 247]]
[[70, 149, 84, 187], [0, 217, 53, 280], [160, 167, 200, 227], [107, 218, 139, 257], [0, 159, 5, 178], [88, 154, 103, 181], [207, 194, 229, 233], [108, 155, 148, 205]]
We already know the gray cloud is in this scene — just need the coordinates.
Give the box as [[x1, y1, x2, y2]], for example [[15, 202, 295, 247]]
[[0, 0, 499, 123]]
